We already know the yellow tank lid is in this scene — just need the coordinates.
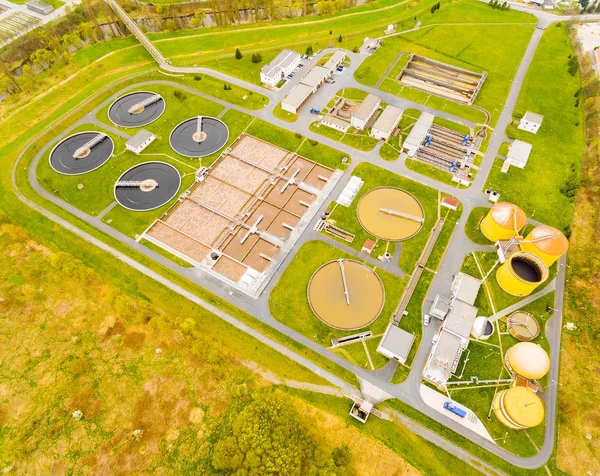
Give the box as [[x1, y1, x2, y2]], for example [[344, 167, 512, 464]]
[[490, 202, 527, 231], [508, 342, 550, 380], [503, 387, 545, 428], [526, 225, 569, 256]]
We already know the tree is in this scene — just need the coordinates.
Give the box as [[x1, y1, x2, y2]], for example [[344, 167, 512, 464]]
[[338, 34, 342, 42], [165, 19, 177, 31], [190, 17, 199, 28], [235, 48, 242, 59], [306, 45, 313, 55], [329, 29, 332, 34], [155, 4, 163, 13], [251, 53, 262, 63]]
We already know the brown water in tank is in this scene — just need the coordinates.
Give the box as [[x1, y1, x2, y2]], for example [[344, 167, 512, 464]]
[[308, 260, 385, 330], [512, 257, 541, 282], [356, 187, 424, 241]]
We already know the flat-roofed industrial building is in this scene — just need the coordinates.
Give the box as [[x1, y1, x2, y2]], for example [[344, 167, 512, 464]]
[[371, 105, 403, 140]]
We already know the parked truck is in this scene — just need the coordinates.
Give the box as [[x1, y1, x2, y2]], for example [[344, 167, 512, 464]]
[[443, 401, 467, 418]]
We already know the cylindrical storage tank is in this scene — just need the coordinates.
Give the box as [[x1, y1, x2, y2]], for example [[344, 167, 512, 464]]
[[492, 387, 545, 430], [496, 252, 548, 297], [480, 202, 527, 242], [520, 225, 569, 267], [471, 316, 494, 341], [505, 342, 550, 380]]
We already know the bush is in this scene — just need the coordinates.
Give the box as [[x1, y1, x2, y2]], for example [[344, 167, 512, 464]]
[[194, 74, 201, 81], [251, 53, 262, 63], [352, 46, 359, 53], [306, 45, 313, 55], [295, 132, 302, 139], [338, 35, 342, 43], [173, 90, 187, 101], [309, 139, 318, 146], [235, 48, 242, 60]]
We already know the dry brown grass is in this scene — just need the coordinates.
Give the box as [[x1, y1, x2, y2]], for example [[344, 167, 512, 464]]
[[557, 90, 600, 474], [292, 397, 421, 476], [0, 220, 423, 474]]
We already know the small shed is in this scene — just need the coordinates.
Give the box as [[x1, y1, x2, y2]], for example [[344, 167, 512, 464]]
[[376, 323, 415, 363], [518, 112, 543, 134], [504, 140, 532, 172], [441, 196, 459, 211], [361, 239, 376, 255], [126, 129, 155, 155]]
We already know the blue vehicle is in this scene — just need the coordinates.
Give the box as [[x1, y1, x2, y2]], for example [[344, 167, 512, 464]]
[[443, 401, 466, 418], [337, 66, 344, 72], [462, 134, 470, 146], [424, 136, 433, 147], [310, 108, 321, 114]]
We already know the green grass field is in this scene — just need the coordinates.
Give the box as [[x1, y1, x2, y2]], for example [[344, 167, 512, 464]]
[[484, 24, 586, 232], [355, 1, 535, 126], [464, 206, 492, 245], [269, 240, 407, 350]]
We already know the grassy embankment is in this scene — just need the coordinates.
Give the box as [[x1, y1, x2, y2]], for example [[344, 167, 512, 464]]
[[484, 23, 586, 233], [355, 1, 536, 127], [150, 0, 442, 83]]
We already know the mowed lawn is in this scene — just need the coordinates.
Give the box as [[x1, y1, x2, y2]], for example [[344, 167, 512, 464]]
[[485, 24, 586, 232], [269, 240, 407, 348], [355, 2, 535, 125]]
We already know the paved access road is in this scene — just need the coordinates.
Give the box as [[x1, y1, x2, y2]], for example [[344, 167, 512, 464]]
[[14, 3, 586, 472]]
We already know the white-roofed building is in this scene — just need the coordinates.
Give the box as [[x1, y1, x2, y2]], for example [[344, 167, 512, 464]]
[[518, 112, 543, 134], [260, 50, 301, 87], [322, 115, 350, 133], [451, 272, 482, 306], [323, 50, 346, 71], [503, 139, 532, 172], [351, 94, 381, 130], [377, 324, 415, 363], [371, 105, 403, 140], [281, 84, 314, 113], [300, 65, 330, 91], [126, 129, 156, 154], [422, 272, 482, 390], [403, 112, 434, 157]]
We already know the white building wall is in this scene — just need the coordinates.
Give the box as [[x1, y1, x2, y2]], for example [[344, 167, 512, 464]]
[[517, 119, 541, 134]]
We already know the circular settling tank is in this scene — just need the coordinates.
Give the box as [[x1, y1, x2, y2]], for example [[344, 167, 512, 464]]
[[356, 187, 424, 241], [108, 91, 165, 128], [492, 387, 545, 430], [507, 311, 540, 341], [50, 132, 114, 175], [170, 116, 229, 157], [496, 252, 548, 297], [114, 162, 181, 211], [307, 259, 385, 330]]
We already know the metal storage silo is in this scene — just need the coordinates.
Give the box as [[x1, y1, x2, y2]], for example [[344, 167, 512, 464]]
[[520, 225, 568, 267], [480, 202, 527, 242], [496, 252, 548, 297]]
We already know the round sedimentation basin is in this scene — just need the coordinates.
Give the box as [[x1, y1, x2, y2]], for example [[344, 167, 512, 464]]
[[496, 252, 548, 297], [108, 91, 165, 128], [356, 187, 424, 241], [169, 116, 229, 158], [507, 311, 540, 341], [307, 259, 385, 330], [50, 131, 114, 175], [114, 162, 181, 211]]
